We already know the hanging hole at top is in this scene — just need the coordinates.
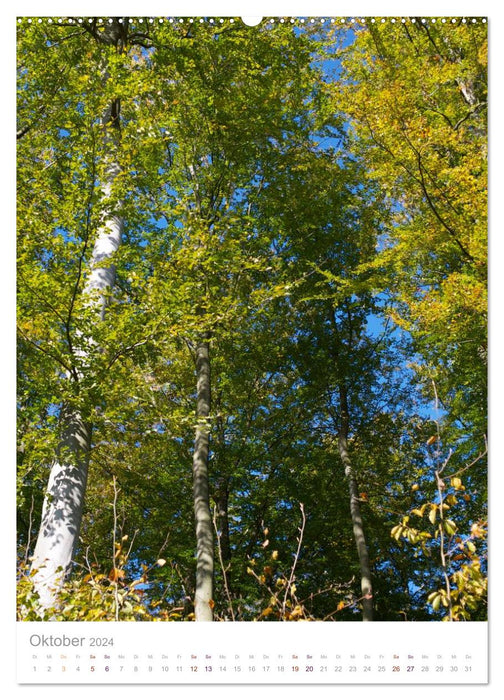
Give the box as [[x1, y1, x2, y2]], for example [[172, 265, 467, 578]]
[[241, 17, 263, 26]]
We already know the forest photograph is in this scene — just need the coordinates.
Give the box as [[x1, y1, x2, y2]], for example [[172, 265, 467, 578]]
[[16, 16, 487, 622]]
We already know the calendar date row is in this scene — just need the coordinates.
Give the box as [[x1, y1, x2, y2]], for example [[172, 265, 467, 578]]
[[33, 663, 474, 674]]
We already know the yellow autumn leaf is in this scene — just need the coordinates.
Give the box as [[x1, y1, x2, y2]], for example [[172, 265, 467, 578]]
[[450, 476, 463, 490], [108, 567, 125, 582]]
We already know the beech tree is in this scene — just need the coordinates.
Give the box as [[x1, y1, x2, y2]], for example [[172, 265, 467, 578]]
[[17, 17, 487, 622], [337, 18, 487, 445], [18, 17, 176, 607], [334, 18, 488, 620]]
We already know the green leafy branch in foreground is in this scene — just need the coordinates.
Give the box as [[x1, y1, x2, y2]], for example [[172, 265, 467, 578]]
[[391, 439, 487, 621]]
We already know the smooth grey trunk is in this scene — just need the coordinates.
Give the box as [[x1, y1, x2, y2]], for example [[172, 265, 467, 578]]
[[31, 407, 92, 609], [338, 385, 374, 621], [30, 95, 123, 609], [192, 335, 214, 621], [83, 157, 123, 316]]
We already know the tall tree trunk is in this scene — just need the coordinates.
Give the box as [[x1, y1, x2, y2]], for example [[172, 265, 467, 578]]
[[30, 406, 92, 609], [338, 384, 374, 621], [30, 89, 123, 609], [192, 334, 214, 620], [83, 149, 123, 317]]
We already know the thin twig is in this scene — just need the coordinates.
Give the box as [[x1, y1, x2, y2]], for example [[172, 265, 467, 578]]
[[431, 380, 454, 620], [282, 503, 306, 617], [322, 592, 370, 621], [23, 494, 36, 568], [212, 506, 235, 621], [448, 447, 488, 479], [112, 476, 120, 621]]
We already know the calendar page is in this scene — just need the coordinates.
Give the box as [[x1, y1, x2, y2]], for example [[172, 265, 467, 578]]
[[14, 0, 491, 690]]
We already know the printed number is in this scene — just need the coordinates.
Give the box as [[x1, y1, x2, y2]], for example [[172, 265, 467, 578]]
[[421, 666, 429, 672], [191, 666, 198, 672], [378, 666, 386, 672], [436, 666, 444, 672], [392, 666, 400, 672], [407, 666, 414, 672], [90, 637, 114, 647], [292, 666, 299, 672], [349, 665, 357, 672], [334, 666, 342, 672], [305, 665, 314, 672], [450, 666, 458, 672]]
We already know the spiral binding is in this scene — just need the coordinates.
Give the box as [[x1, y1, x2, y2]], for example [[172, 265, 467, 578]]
[[16, 17, 488, 26]]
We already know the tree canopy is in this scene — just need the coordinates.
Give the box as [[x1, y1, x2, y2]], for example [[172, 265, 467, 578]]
[[17, 17, 487, 622]]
